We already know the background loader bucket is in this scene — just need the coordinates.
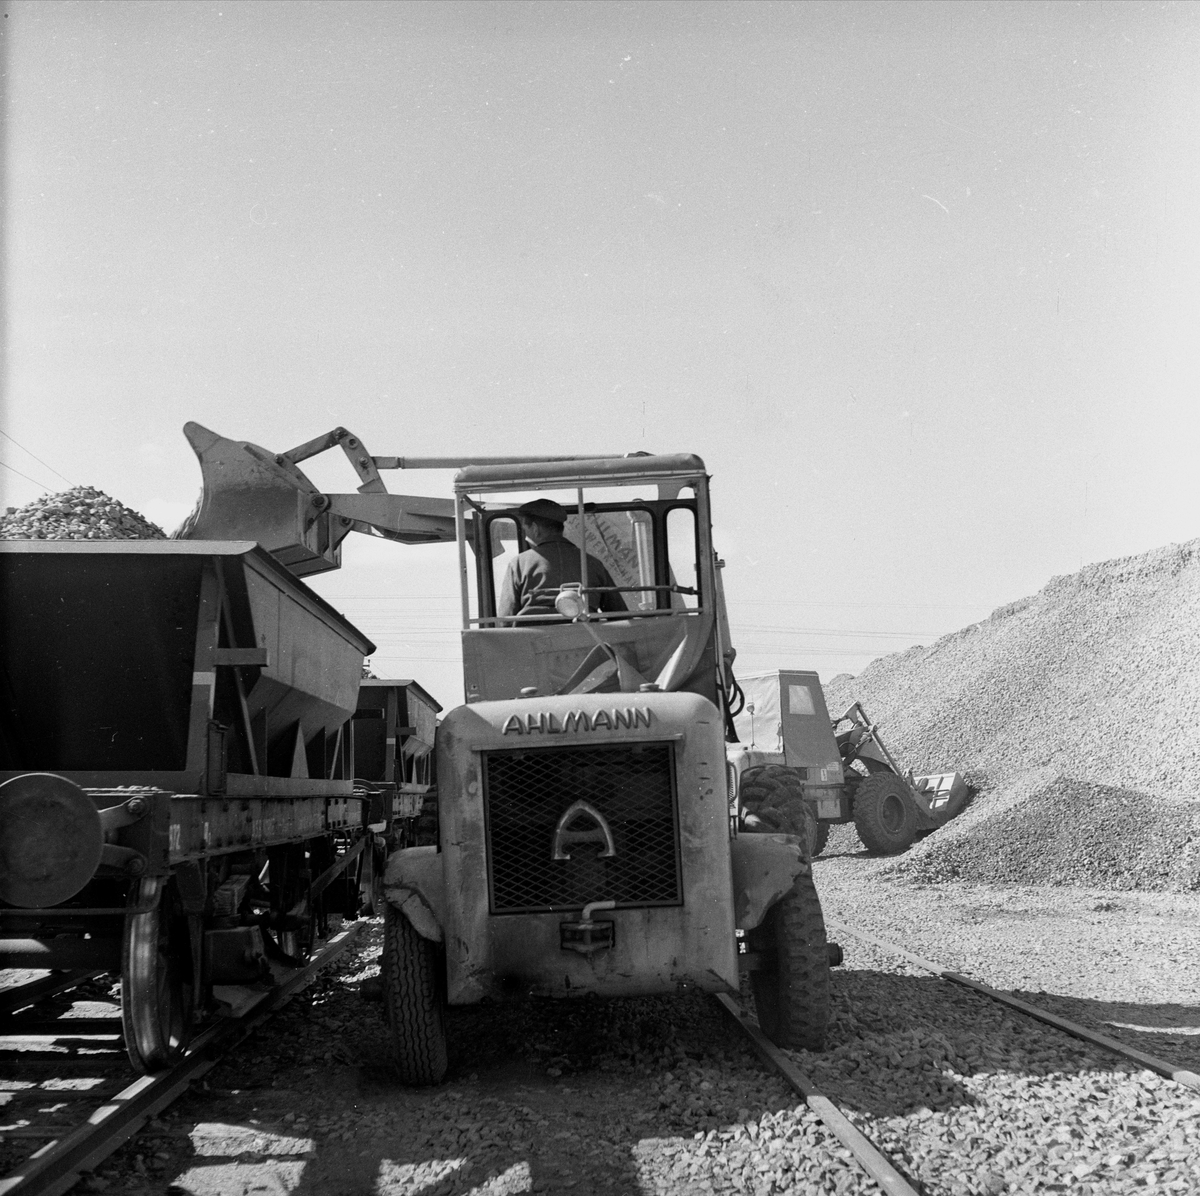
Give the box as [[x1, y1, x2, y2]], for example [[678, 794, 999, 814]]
[[911, 771, 970, 825]]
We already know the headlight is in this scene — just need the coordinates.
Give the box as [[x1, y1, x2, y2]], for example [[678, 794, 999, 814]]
[[554, 583, 587, 620]]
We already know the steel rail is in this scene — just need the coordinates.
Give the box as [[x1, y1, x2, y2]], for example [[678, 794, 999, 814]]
[[714, 994, 920, 1196], [826, 921, 1200, 1092], [0, 923, 363, 1196]]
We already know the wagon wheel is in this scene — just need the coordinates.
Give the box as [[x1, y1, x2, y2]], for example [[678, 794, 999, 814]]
[[358, 838, 386, 916], [266, 844, 315, 963], [310, 837, 333, 943], [122, 876, 193, 1073]]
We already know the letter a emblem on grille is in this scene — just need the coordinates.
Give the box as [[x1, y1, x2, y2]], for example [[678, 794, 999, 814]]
[[551, 800, 617, 861]]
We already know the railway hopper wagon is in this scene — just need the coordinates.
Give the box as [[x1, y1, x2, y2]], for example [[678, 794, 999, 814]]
[[0, 539, 378, 1072], [351, 677, 442, 909]]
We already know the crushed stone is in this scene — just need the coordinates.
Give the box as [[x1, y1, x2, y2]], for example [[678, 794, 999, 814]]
[[80, 890, 1200, 1196], [0, 486, 165, 540]]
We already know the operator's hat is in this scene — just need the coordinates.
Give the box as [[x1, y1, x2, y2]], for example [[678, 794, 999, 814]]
[[517, 498, 568, 525]]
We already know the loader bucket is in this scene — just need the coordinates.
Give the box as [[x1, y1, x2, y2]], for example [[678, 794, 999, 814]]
[[175, 422, 345, 576], [910, 771, 969, 825]]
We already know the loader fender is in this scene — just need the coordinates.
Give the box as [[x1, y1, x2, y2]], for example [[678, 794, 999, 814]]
[[730, 832, 808, 931], [383, 846, 446, 943]]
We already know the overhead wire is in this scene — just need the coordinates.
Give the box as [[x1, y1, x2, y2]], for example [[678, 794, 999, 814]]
[[321, 594, 976, 611], [0, 459, 53, 493], [0, 429, 76, 488], [337, 622, 935, 641], [333, 594, 944, 668], [731, 598, 982, 611], [730, 625, 938, 638], [735, 647, 897, 658]]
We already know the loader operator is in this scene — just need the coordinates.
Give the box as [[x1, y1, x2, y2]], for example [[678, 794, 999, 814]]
[[498, 498, 626, 622]]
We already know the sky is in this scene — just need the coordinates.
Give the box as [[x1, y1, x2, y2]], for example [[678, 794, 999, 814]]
[[4, 0, 1199, 710]]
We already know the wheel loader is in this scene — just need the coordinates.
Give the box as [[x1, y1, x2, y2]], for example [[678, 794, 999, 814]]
[[729, 672, 969, 857], [176, 422, 956, 1085]]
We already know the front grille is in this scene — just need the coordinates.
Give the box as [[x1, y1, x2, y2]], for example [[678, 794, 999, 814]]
[[483, 742, 681, 914]]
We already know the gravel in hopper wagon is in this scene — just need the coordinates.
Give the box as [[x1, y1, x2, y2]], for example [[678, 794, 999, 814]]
[[0, 486, 167, 541]]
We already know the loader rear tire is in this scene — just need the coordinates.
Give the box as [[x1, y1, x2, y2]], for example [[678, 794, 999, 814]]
[[748, 867, 831, 1051], [740, 766, 819, 860], [382, 901, 448, 1086], [853, 773, 918, 855], [811, 820, 830, 858]]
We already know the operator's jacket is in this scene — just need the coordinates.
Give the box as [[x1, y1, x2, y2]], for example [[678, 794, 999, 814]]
[[498, 533, 627, 621]]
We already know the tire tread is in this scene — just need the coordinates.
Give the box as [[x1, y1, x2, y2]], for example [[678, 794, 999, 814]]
[[382, 902, 448, 1086], [852, 773, 918, 855], [749, 868, 831, 1051], [740, 766, 819, 859]]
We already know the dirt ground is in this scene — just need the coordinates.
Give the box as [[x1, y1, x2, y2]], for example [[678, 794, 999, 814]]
[[60, 863, 1200, 1196], [78, 925, 807, 1196], [812, 851, 1200, 1076]]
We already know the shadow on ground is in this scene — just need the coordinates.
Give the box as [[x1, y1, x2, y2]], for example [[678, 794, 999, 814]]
[[155, 986, 807, 1196], [786, 966, 1200, 1125], [97, 914, 1200, 1196], [1007, 989, 1200, 1075]]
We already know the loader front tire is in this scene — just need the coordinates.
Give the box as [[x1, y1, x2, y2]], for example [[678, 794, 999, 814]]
[[740, 766, 819, 860], [748, 867, 831, 1051], [853, 773, 918, 855], [382, 901, 448, 1086]]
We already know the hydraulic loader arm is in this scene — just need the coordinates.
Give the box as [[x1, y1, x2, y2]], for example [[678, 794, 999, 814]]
[[833, 701, 906, 776], [276, 426, 587, 543], [176, 421, 659, 581], [176, 422, 458, 575], [277, 426, 464, 543], [710, 551, 738, 696]]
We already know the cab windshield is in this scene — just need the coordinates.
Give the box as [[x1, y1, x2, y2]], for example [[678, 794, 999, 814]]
[[460, 484, 702, 627]]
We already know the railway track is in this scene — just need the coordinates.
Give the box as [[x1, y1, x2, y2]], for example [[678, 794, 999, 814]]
[[0, 923, 362, 1196], [3, 916, 1195, 1195], [713, 921, 1200, 1196]]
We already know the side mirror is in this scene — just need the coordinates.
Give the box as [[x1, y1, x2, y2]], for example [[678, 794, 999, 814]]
[[554, 583, 587, 621]]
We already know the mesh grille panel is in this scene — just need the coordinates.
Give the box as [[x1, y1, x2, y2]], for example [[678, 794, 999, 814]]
[[484, 742, 681, 914]]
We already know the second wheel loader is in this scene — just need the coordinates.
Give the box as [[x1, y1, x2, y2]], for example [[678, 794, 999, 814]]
[[729, 670, 968, 857]]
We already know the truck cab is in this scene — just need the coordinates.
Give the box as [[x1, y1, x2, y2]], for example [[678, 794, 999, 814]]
[[455, 454, 727, 704]]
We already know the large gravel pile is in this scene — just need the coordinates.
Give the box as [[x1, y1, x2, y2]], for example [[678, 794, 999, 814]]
[[903, 776, 1200, 890], [0, 486, 165, 540], [822, 538, 1200, 890]]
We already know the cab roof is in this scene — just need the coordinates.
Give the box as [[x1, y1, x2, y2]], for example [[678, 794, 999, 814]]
[[453, 453, 707, 493]]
